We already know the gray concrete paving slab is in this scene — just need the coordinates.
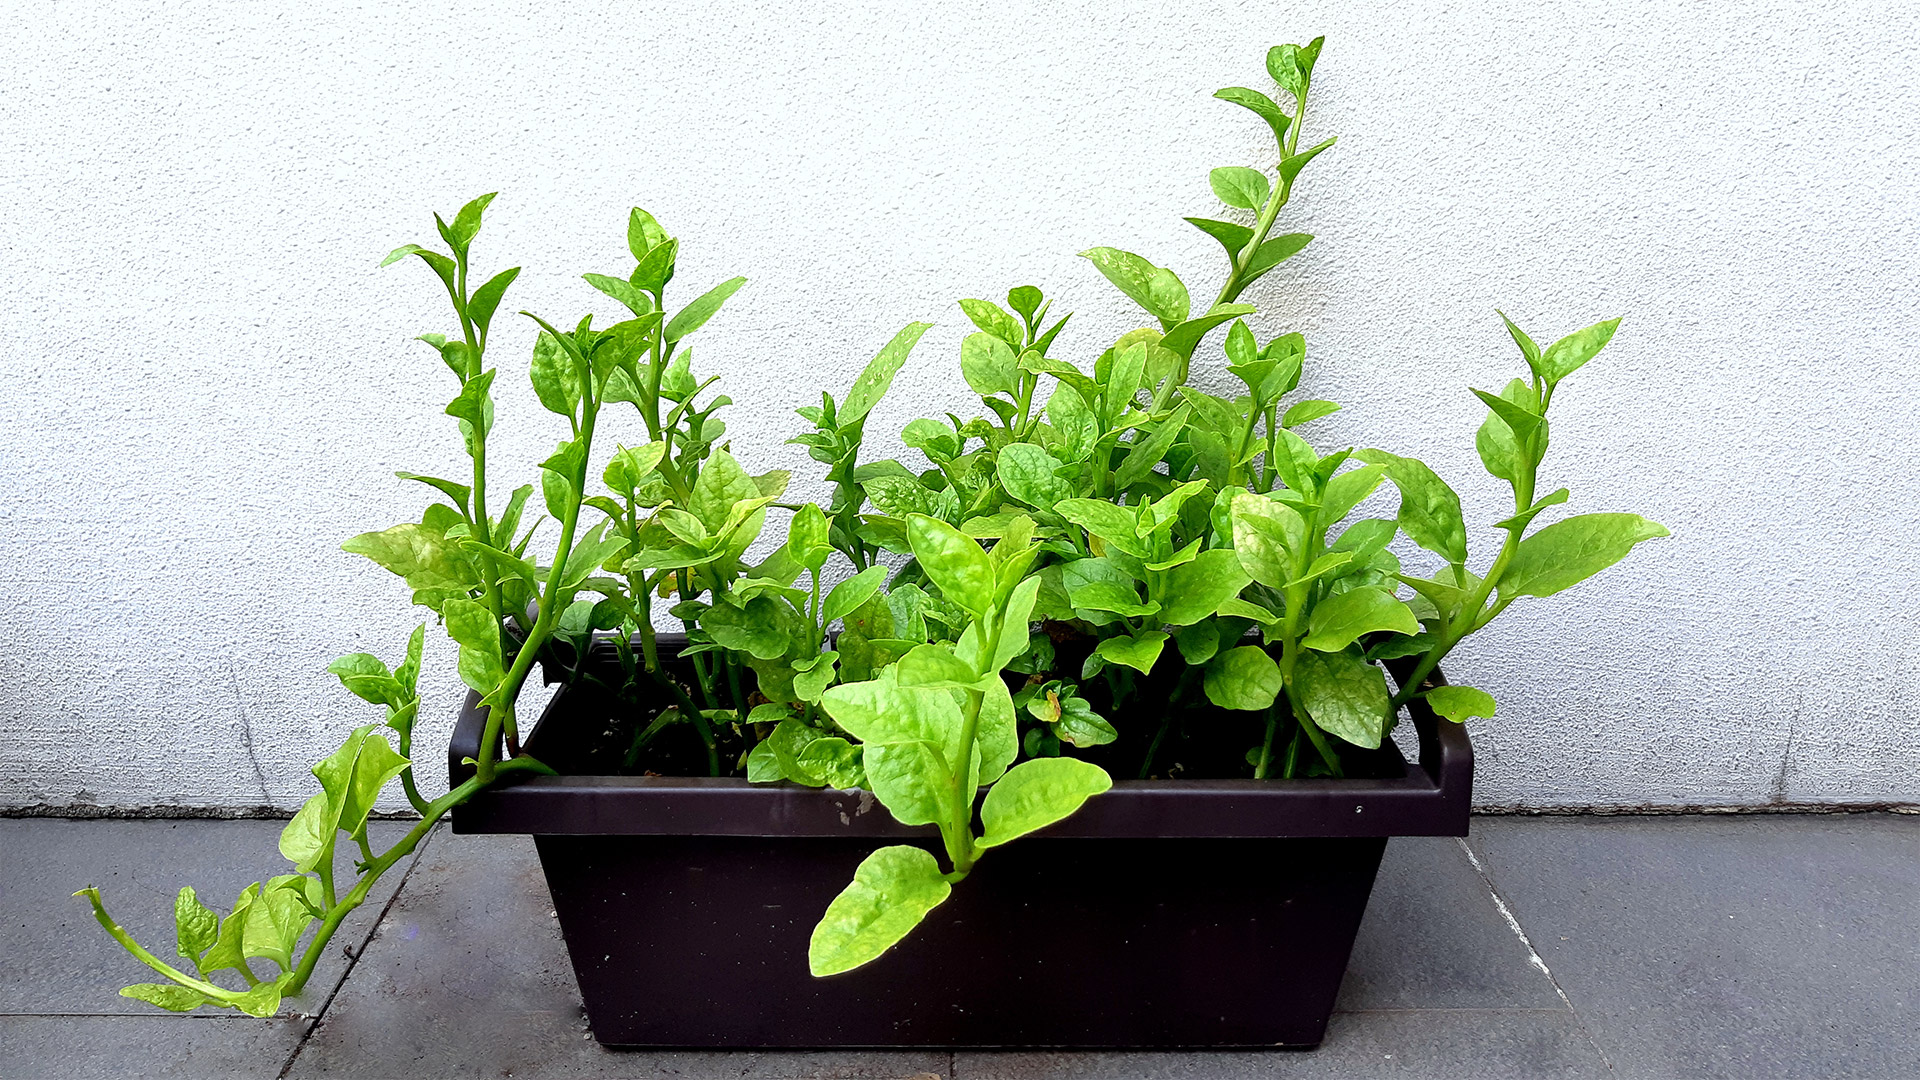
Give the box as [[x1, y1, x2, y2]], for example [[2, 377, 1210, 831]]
[[1467, 814, 1920, 1080], [0, 1014, 305, 1080], [1335, 835, 1565, 1012], [954, 1008, 1608, 1079], [0, 816, 419, 1018], [285, 829, 951, 1079]]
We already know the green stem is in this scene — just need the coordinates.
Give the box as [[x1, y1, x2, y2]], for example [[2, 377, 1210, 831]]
[[1253, 701, 1280, 779]]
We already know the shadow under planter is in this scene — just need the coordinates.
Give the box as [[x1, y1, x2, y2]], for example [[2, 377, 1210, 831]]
[[448, 638, 1472, 1049]]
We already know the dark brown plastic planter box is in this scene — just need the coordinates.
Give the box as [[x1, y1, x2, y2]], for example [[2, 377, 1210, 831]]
[[448, 638, 1472, 1049]]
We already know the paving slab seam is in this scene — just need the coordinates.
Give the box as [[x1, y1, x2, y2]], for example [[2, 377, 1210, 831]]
[[274, 822, 444, 1080], [1456, 837, 1614, 1073]]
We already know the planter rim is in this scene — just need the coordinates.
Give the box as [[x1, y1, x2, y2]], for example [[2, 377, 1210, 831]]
[[448, 642, 1471, 840]]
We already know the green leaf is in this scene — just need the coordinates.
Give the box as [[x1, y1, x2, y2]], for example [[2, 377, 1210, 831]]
[[958, 298, 1022, 348], [529, 332, 582, 418], [1496, 309, 1541, 372], [627, 207, 669, 261], [1243, 233, 1313, 284], [1210, 166, 1271, 211], [1184, 216, 1254, 261], [1267, 43, 1307, 99], [822, 565, 888, 626], [703, 595, 798, 660], [1498, 513, 1669, 600], [1319, 462, 1390, 525], [1425, 684, 1496, 723], [242, 883, 314, 973], [977, 757, 1113, 849], [631, 236, 678, 293], [688, 448, 761, 533], [277, 793, 331, 874], [1204, 646, 1282, 712], [1281, 399, 1340, 428], [394, 472, 472, 515], [1214, 86, 1290, 144], [228, 980, 284, 1018], [1157, 304, 1255, 361], [468, 266, 521, 337], [561, 523, 630, 589], [842, 322, 932, 428], [447, 192, 496, 250], [383, 244, 456, 293], [443, 368, 495, 446], [1095, 630, 1169, 675], [1279, 136, 1337, 185], [173, 887, 219, 963], [1113, 403, 1191, 490], [327, 653, 401, 708], [808, 845, 953, 977], [1173, 620, 1222, 664], [996, 443, 1071, 510], [907, 515, 995, 620], [1078, 247, 1190, 329], [583, 272, 653, 318], [665, 276, 747, 343], [894, 642, 981, 689], [822, 678, 965, 763], [1295, 650, 1391, 749], [1494, 487, 1571, 533], [1356, 450, 1468, 564], [787, 503, 831, 571], [1231, 494, 1306, 589], [861, 741, 957, 827], [309, 726, 411, 843], [341, 522, 476, 603], [792, 652, 841, 705], [1290, 550, 1355, 587], [1157, 549, 1252, 626], [1472, 386, 1544, 442], [960, 331, 1019, 399], [442, 597, 504, 695], [975, 675, 1020, 784], [1303, 586, 1420, 652], [1538, 317, 1621, 386], [120, 983, 208, 1012], [1055, 500, 1146, 557], [193, 885, 256, 979]]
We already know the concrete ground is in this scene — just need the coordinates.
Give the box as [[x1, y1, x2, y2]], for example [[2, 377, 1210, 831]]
[[1, 813, 1915, 1079]]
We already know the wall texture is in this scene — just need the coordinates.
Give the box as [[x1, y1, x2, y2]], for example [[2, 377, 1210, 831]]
[[3, 0, 1915, 813]]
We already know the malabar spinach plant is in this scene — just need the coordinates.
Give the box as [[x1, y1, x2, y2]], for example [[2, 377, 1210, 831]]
[[81, 36, 1669, 1004]]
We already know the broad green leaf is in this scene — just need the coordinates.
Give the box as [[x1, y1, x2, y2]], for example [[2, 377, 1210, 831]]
[[821, 678, 965, 762], [1095, 630, 1169, 675], [1294, 650, 1391, 749], [665, 276, 747, 343], [1498, 513, 1669, 599], [1214, 86, 1290, 144], [703, 596, 796, 660], [442, 597, 504, 695], [1184, 216, 1254, 261], [1356, 450, 1468, 564], [473, 268, 525, 342], [1069, 580, 1157, 619], [1289, 550, 1355, 587], [242, 883, 314, 972], [1282, 400, 1340, 428], [1056, 500, 1146, 557], [1204, 646, 1283, 711], [787, 503, 831, 571], [1302, 586, 1420, 652], [688, 448, 761, 533], [1473, 386, 1544, 442], [627, 206, 669, 260], [120, 983, 208, 1012], [583, 271, 652, 317], [1007, 285, 1043, 321], [1496, 309, 1541, 370], [808, 845, 952, 977], [796, 732, 863, 788], [861, 741, 955, 827], [958, 298, 1022, 348], [277, 793, 331, 874], [228, 980, 284, 1018], [1267, 43, 1307, 99], [173, 887, 218, 962], [975, 675, 1020, 784], [341, 522, 475, 599], [631, 236, 678, 293], [996, 443, 1070, 510], [1425, 684, 1496, 723], [907, 515, 995, 619], [842, 322, 932, 428], [746, 739, 781, 782], [822, 565, 888, 626], [1231, 494, 1306, 588], [863, 475, 940, 518], [1538, 317, 1621, 386], [1210, 166, 1271, 211], [311, 725, 411, 842], [977, 757, 1113, 848], [1157, 549, 1252, 626], [1173, 620, 1222, 664], [960, 331, 1018, 398], [894, 643, 980, 689], [193, 885, 256, 978], [1078, 247, 1190, 329], [560, 523, 630, 589], [528, 332, 582, 418], [327, 653, 401, 708]]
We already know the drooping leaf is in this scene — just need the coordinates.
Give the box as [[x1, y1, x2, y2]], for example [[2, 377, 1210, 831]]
[[1356, 449, 1468, 564], [1184, 216, 1254, 261], [1078, 247, 1190, 329], [120, 983, 208, 1012], [1214, 86, 1290, 144], [808, 846, 953, 977], [1281, 399, 1340, 428]]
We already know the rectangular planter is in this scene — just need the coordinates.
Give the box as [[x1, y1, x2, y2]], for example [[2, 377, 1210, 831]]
[[448, 639, 1472, 1049]]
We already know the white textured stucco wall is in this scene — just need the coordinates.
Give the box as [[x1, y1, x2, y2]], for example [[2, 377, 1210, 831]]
[[2, 0, 1916, 813]]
